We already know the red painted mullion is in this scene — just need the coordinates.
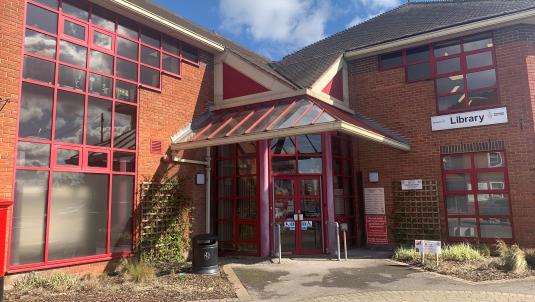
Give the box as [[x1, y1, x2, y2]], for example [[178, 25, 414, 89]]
[[225, 109, 255, 137], [244, 105, 275, 134], [291, 103, 314, 127], [266, 101, 296, 131]]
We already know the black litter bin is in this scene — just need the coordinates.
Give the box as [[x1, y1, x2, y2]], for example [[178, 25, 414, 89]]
[[192, 234, 219, 274]]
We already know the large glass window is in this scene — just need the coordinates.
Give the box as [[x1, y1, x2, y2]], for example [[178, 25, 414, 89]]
[[215, 143, 259, 255], [11, 0, 201, 271], [271, 135, 323, 175], [442, 151, 512, 241], [332, 134, 356, 243]]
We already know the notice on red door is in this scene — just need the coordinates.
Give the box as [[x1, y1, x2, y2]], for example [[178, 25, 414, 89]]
[[366, 215, 388, 245]]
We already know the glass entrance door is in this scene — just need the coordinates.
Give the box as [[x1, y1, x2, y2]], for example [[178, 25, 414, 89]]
[[274, 176, 323, 254]]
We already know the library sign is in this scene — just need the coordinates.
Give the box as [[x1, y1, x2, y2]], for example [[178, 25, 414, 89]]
[[431, 107, 508, 131]]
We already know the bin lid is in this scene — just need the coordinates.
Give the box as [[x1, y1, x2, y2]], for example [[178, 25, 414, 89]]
[[193, 233, 218, 241]]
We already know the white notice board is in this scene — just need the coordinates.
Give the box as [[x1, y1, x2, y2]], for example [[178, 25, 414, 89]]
[[364, 188, 385, 215]]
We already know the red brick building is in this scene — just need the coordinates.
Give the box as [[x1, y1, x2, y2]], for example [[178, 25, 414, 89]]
[[2, 0, 535, 276]]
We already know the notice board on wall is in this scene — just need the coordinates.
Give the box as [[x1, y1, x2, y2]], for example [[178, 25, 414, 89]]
[[364, 188, 385, 215], [366, 215, 388, 245]]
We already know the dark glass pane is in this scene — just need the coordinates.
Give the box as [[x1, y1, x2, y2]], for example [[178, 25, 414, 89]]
[[218, 178, 234, 198], [380, 51, 402, 69], [446, 173, 472, 191], [466, 51, 493, 70], [59, 40, 87, 67], [333, 176, 353, 195], [113, 152, 136, 172], [87, 97, 112, 146], [55, 90, 84, 143], [239, 158, 256, 175], [478, 194, 510, 215], [475, 152, 505, 168], [182, 44, 199, 62], [23, 56, 55, 84], [467, 69, 496, 91], [33, 0, 58, 9], [111, 175, 134, 253], [218, 145, 234, 158], [116, 58, 138, 81], [238, 177, 256, 197], [298, 135, 322, 154], [272, 158, 296, 174], [48, 172, 108, 260], [446, 195, 475, 215], [141, 46, 160, 67], [163, 36, 179, 55], [237, 142, 256, 155], [89, 73, 113, 97], [480, 218, 512, 239], [58, 65, 86, 91], [407, 62, 431, 81], [436, 57, 460, 75], [25, 29, 56, 59], [114, 104, 137, 150], [93, 31, 113, 50], [56, 149, 80, 166], [274, 179, 293, 196], [90, 50, 113, 75], [10, 170, 48, 266], [26, 4, 58, 34], [438, 94, 465, 112], [117, 37, 138, 60], [433, 40, 460, 57], [62, 0, 88, 20], [140, 66, 160, 88], [117, 19, 138, 39], [301, 179, 321, 196], [218, 160, 235, 177], [237, 199, 256, 219], [91, 6, 115, 31], [140, 28, 160, 48], [88, 152, 108, 168], [16, 142, 50, 167], [477, 172, 505, 191], [301, 221, 322, 250], [448, 218, 476, 238], [468, 89, 498, 107], [464, 34, 493, 52], [443, 154, 471, 170], [163, 54, 180, 74], [115, 80, 137, 103], [271, 137, 296, 155], [239, 224, 255, 240], [19, 83, 53, 139], [64, 20, 86, 40], [406, 46, 429, 64], [436, 75, 464, 95]]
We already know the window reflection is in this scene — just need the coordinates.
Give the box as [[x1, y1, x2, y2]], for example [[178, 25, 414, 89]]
[[58, 65, 86, 91], [56, 149, 80, 166], [86, 97, 112, 146], [93, 31, 113, 50], [113, 152, 136, 172], [117, 37, 138, 60], [26, 4, 57, 34], [89, 73, 113, 97], [59, 40, 87, 67], [140, 66, 160, 88], [115, 80, 137, 103], [114, 104, 137, 150], [62, 0, 89, 20], [17, 142, 50, 167], [23, 56, 55, 84], [90, 50, 114, 75], [55, 90, 84, 144], [25, 29, 56, 59], [117, 58, 138, 81], [19, 83, 53, 139], [64, 20, 85, 40], [111, 175, 134, 253]]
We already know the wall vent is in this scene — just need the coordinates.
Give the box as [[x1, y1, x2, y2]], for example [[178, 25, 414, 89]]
[[150, 139, 163, 154]]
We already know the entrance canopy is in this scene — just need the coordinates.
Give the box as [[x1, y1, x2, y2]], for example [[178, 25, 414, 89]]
[[171, 97, 410, 151]]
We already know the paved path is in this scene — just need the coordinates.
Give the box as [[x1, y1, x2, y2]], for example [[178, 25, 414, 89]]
[[228, 250, 535, 302]]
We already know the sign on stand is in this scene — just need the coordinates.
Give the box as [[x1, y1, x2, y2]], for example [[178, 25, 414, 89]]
[[415, 240, 442, 265]]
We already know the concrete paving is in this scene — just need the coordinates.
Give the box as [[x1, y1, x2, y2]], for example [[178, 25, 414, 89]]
[[228, 250, 535, 302]]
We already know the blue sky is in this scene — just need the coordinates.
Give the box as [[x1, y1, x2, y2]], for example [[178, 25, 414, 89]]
[[153, 0, 409, 60]]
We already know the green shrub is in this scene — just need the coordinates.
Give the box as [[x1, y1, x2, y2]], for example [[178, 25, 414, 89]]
[[441, 243, 483, 262], [476, 243, 491, 257], [13, 272, 81, 292], [524, 248, 535, 269], [393, 246, 420, 262], [120, 259, 156, 283], [497, 241, 528, 274]]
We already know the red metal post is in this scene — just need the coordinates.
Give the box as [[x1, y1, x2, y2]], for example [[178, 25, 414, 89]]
[[0, 199, 13, 302]]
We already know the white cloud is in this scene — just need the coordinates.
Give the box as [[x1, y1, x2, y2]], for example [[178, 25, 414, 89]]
[[219, 0, 331, 57], [354, 0, 400, 10]]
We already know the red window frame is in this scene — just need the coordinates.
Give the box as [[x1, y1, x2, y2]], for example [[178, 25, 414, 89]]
[[441, 151, 514, 243], [378, 32, 500, 115], [213, 143, 260, 256]]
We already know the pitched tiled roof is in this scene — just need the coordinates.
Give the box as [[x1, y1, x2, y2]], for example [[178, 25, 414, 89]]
[[271, 0, 535, 88]]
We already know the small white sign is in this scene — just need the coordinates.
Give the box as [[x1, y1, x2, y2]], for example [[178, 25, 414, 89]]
[[415, 240, 442, 254], [364, 188, 385, 215], [401, 179, 423, 190], [431, 107, 508, 131]]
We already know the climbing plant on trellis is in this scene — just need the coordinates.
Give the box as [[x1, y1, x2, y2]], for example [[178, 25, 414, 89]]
[[138, 178, 192, 263]]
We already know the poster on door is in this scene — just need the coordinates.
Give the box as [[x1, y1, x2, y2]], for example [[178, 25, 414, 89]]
[[366, 215, 388, 245]]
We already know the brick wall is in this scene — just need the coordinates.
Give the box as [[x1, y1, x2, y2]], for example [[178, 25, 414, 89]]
[[0, 0, 24, 201], [349, 24, 535, 247], [137, 51, 214, 238]]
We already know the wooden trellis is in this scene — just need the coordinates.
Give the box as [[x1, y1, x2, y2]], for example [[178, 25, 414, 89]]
[[391, 180, 441, 244], [138, 181, 190, 255]]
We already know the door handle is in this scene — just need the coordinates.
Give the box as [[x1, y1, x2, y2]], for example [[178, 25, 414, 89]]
[[293, 214, 299, 221], [299, 214, 304, 221]]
